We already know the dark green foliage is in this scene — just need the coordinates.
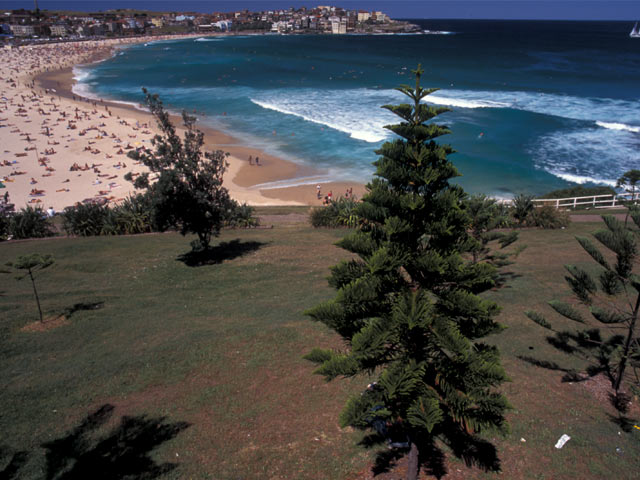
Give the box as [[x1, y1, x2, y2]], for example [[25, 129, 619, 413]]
[[309, 197, 360, 228], [526, 205, 570, 229], [548, 300, 585, 323], [525, 311, 553, 330], [0, 193, 13, 240], [62, 195, 155, 237], [617, 169, 640, 227], [62, 203, 110, 236], [465, 194, 518, 264], [5, 253, 54, 322], [512, 194, 534, 225], [127, 89, 235, 251], [526, 214, 640, 393], [306, 67, 509, 480], [9, 206, 54, 239], [225, 203, 259, 228], [541, 185, 615, 199], [590, 306, 626, 324]]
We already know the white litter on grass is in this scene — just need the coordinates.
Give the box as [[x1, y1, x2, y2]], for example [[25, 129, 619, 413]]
[[555, 434, 571, 449]]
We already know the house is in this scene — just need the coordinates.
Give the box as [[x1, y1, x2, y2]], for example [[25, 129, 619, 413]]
[[357, 10, 370, 22], [49, 24, 68, 37], [10, 24, 35, 36]]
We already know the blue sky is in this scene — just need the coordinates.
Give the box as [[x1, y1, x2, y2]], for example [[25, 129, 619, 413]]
[[1, 1, 639, 20]]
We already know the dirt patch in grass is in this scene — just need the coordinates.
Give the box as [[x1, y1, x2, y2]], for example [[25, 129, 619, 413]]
[[20, 315, 69, 332]]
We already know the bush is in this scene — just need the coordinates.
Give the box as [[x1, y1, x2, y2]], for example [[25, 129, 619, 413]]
[[62, 195, 155, 236], [309, 196, 360, 228], [512, 194, 535, 226], [111, 194, 154, 234], [310, 204, 339, 228], [541, 185, 615, 199], [225, 202, 259, 228], [527, 205, 570, 229], [10, 206, 55, 239], [62, 202, 110, 236]]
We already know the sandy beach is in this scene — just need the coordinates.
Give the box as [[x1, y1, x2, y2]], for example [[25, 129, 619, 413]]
[[0, 36, 365, 212]]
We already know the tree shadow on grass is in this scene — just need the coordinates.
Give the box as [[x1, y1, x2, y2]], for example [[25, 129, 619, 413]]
[[494, 271, 522, 290], [61, 302, 105, 319], [177, 239, 267, 267], [0, 446, 29, 480], [42, 404, 190, 480], [358, 426, 495, 479]]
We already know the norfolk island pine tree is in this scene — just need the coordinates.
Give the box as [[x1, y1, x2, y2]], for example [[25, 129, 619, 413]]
[[304, 67, 510, 480]]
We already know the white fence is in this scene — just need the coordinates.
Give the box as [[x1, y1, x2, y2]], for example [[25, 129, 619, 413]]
[[533, 192, 640, 209]]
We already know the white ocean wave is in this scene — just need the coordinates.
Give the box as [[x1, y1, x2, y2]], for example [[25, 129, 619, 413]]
[[195, 37, 222, 42], [423, 30, 455, 35], [250, 175, 336, 190], [426, 95, 509, 109], [549, 172, 617, 186], [250, 89, 401, 143], [424, 89, 640, 124], [596, 121, 640, 133], [72, 66, 92, 83], [531, 126, 640, 186]]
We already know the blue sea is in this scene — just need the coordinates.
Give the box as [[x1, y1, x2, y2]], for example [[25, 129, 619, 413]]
[[73, 20, 640, 197]]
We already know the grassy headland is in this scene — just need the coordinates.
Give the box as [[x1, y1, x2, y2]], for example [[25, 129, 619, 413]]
[[1, 214, 639, 479]]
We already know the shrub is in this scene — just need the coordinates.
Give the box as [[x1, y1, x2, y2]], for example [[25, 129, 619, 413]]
[[512, 194, 534, 225], [62, 195, 155, 236], [527, 205, 570, 229], [10, 206, 55, 239], [541, 185, 615, 199], [309, 196, 360, 228], [111, 194, 154, 234], [62, 203, 110, 236], [225, 202, 259, 228]]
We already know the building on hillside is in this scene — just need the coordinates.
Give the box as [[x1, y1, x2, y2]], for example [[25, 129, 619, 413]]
[[151, 17, 164, 27], [331, 17, 347, 34], [49, 24, 68, 36], [10, 24, 34, 36], [214, 20, 232, 31], [357, 10, 370, 22], [374, 11, 388, 22]]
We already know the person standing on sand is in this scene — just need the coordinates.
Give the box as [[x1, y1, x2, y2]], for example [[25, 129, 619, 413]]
[[255, 157, 260, 166], [248, 155, 253, 165]]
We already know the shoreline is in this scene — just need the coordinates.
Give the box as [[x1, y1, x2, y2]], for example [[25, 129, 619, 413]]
[[10, 35, 366, 210]]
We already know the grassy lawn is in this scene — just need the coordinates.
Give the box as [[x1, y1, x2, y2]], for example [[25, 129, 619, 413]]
[[1, 218, 639, 479]]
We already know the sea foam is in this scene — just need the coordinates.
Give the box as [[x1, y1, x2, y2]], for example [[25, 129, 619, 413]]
[[596, 121, 640, 133], [250, 88, 401, 143]]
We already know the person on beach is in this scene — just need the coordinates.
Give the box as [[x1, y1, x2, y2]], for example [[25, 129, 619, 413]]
[[248, 155, 253, 165], [316, 184, 322, 199], [255, 157, 260, 166]]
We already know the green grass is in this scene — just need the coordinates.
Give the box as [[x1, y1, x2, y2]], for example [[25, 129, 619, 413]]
[[1, 220, 639, 479]]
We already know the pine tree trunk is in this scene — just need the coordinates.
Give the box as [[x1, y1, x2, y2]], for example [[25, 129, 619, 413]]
[[614, 291, 640, 392], [406, 441, 419, 480], [29, 269, 43, 323]]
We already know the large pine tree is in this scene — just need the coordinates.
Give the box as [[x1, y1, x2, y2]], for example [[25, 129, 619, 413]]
[[305, 66, 510, 480]]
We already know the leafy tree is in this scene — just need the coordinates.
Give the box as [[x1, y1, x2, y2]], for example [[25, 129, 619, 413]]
[[305, 67, 510, 480], [616, 169, 640, 227], [126, 89, 235, 251], [5, 254, 55, 322], [526, 213, 640, 394]]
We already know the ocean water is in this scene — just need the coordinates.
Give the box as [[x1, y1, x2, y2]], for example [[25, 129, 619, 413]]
[[74, 20, 640, 196]]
